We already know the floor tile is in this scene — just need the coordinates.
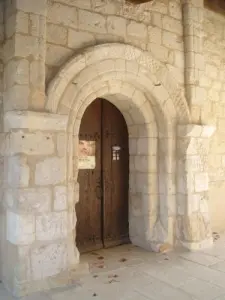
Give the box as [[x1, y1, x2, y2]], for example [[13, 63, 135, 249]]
[[179, 278, 225, 300], [1, 240, 225, 300], [179, 252, 223, 267]]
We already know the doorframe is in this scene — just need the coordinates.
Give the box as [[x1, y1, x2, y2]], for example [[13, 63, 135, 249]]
[[76, 98, 130, 252]]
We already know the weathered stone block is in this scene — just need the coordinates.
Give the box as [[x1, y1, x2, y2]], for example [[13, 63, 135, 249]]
[[162, 16, 182, 35], [195, 172, 209, 192], [67, 29, 95, 49], [54, 186, 67, 211], [78, 10, 106, 34], [4, 85, 29, 111], [6, 11, 29, 39], [16, 0, 47, 16], [4, 111, 67, 132], [30, 60, 45, 90], [137, 138, 157, 155], [47, 23, 67, 45], [205, 64, 218, 79], [57, 0, 91, 9], [46, 44, 73, 67], [148, 43, 169, 63], [162, 30, 183, 51], [36, 212, 68, 241], [5, 188, 51, 213], [30, 14, 46, 37], [148, 26, 162, 45], [186, 155, 206, 172], [48, 2, 77, 28], [107, 16, 126, 37], [4, 59, 29, 88], [14, 34, 44, 59], [31, 243, 68, 280], [127, 20, 147, 39], [181, 212, 212, 243], [169, 1, 182, 20], [6, 156, 29, 187], [173, 50, 184, 69], [35, 157, 66, 186], [7, 211, 35, 245], [4, 131, 54, 156], [57, 133, 67, 157]]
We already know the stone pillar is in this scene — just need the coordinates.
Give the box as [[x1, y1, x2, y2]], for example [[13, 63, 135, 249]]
[[177, 124, 216, 250], [4, 0, 46, 111], [182, 0, 205, 122], [1, 111, 80, 297]]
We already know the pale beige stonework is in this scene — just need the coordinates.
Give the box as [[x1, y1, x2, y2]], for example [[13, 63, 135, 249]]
[[0, 0, 224, 298]]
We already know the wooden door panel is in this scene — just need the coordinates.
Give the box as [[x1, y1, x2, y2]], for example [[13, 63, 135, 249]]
[[102, 100, 129, 247], [76, 99, 103, 253]]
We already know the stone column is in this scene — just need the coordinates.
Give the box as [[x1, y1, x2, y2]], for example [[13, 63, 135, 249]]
[[182, 0, 205, 122], [4, 0, 46, 111], [1, 111, 80, 297], [177, 124, 216, 250]]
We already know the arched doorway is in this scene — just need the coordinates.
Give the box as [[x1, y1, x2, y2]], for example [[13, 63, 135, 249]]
[[46, 43, 192, 257], [76, 98, 129, 253]]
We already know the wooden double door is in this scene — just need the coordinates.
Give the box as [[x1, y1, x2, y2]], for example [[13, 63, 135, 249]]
[[76, 98, 129, 253]]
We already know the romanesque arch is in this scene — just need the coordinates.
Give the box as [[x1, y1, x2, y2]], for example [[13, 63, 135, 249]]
[[46, 43, 191, 253]]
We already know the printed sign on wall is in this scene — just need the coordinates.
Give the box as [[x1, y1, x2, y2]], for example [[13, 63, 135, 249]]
[[78, 140, 96, 169]]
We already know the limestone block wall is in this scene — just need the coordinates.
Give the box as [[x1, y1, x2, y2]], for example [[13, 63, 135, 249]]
[[201, 8, 225, 232], [1, 111, 78, 296], [46, 0, 184, 86], [0, 0, 4, 282], [3, 0, 46, 111]]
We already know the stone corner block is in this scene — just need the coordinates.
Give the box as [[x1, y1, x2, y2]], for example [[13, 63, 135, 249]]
[[4, 111, 68, 132], [6, 156, 30, 187], [6, 210, 35, 245], [35, 157, 66, 186], [54, 186, 68, 211]]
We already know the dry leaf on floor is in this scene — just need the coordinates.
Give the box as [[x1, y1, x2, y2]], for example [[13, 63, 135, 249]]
[[107, 279, 119, 284], [98, 256, 104, 260], [108, 274, 119, 278]]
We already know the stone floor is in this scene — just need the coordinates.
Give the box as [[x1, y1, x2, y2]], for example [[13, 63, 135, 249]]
[[2, 234, 225, 299]]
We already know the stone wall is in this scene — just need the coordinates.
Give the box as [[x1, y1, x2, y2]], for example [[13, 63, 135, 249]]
[[46, 0, 184, 86], [0, 0, 4, 282], [1, 111, 79, 296], [0, 0, 224, 297], [202, 8, 225, 232]]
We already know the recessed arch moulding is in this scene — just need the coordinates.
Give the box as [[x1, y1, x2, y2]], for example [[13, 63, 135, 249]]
[[46, 42, 191, 251], [1, 43, 216, 296], [45, 43, 215, 253]]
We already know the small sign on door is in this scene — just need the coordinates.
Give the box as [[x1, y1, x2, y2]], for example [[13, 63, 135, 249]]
[[112, 145, 121, 161], [78, 140, 96, 169]]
